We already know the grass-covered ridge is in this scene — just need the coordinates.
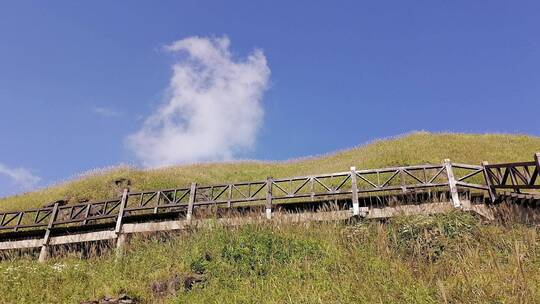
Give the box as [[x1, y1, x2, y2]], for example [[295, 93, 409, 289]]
[[1, 132, 540, 211]]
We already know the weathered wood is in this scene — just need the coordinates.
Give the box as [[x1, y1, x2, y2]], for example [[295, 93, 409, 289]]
[[114, 189, 129, 234], [444, 159, 461, 208], [350, 167, 360, 216], [500, 191, 540, 200], [227, 185, 232, 208], [482, 161, 496, 203], [82, 204, 92, 225], [508, 167, 521, 194], [49, 230, 117, 245], [3, 155, 540, 262], [38, 246, 50, 262], [266, 177, 273, 219], [484, 161, 536, 168], [6, 156, 539, 257], [399, 169, 407, 193], [0, 199, 474, 252], [153, 191, 160, 214], [187, 182, 196, 223], [479, 154, 540, 199], [535, 153, 540, 176], [13, 212, 23, 232], [115, 233, 127, 258], [489, 184, 540, 190], [356, 164, 443, 174], [310, 177, 315, 201], [455, 181, 489, 190], [451, 163, 484, 170], [113, 189, 129, 258], [38, 202, 59, 263], [0, 238, 42, 250], [0, 162, 483, 233]]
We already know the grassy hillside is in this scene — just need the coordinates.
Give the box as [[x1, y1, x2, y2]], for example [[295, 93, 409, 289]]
[[0, 132, 540, 304], [1, 212, 539, 303], [1, 132, 540, 211]]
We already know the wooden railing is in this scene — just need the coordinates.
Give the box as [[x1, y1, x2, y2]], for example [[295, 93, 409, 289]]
[[2, 154, 540, 262], [482, 153, 540, 201], [0, 160, 490, 234], [2, 153, 540, 238]]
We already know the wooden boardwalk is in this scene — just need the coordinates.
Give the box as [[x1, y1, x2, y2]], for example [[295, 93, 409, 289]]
[[0, 153, 538, 262]]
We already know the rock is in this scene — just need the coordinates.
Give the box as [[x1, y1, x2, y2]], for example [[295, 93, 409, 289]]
[[77, 198, 90, 204], [80, 293, 138, 304], [150, 279, 169, 298], [117, 293, 136, 304], [43, 199, 68, 208], [183, 273, 206, 291], [98, 296, 116, 303], [151, 271, 205, 298], [167, 273, 181, 296], [114, 178, 131, 188]]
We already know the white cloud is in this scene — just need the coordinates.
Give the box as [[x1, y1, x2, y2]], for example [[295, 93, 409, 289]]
[[91, 106, 122, 117], [0, 163, 41, 191], [127, 36, 271, 167]]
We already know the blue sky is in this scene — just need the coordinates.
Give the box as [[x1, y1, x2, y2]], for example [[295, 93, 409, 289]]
[[0, 1, 539, 197]]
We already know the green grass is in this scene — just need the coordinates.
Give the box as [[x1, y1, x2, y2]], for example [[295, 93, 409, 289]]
[[1, 131, 540, 303], [0, 212, 539, 303], [1, 131, 539, 211]]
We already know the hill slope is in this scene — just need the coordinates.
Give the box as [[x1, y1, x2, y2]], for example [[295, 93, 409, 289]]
[[1, 212, 539, 303], [1, 132, 540, 303], [1, 132, 540, 211]]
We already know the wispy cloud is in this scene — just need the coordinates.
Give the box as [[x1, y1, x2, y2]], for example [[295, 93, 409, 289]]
[[91, 106, 122, 117], [0, 163, 41, 191], [127, 36, 271, 167]]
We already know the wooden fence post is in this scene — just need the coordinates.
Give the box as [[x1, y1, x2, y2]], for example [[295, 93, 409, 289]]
[[115, 189, 129, 234], [115, 234, 127, 259], [481, 161, 496, 203], [227, 185, 232, 209], [115, 188, 129, 257], [38, 202, 59, 263], [350, 167, 360, 216], [266, 177, 273, 220], [535, 153, 540, 173], [399, 169, 407, 194], [187, 182, 197, 224], [310, 177, 315, 201], [444, 159, 461, 208]]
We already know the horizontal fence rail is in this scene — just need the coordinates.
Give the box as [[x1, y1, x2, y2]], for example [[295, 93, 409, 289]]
[[0, 154, 538, 238]]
